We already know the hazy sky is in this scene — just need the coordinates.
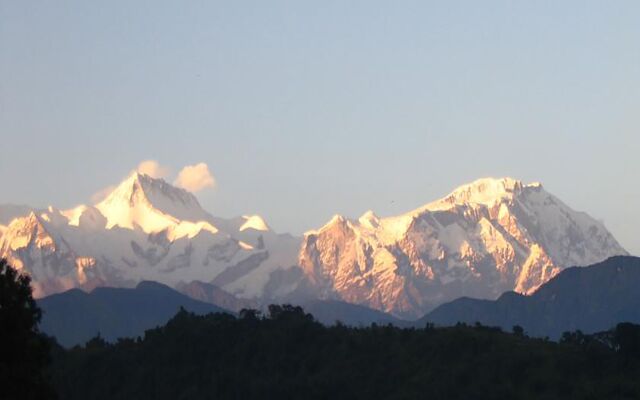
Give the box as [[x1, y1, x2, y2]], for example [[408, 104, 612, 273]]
[[1, 1, 638, 254]]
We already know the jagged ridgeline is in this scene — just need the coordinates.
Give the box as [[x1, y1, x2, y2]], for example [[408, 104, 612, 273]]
[[300, 178, 625, 317], [0, 175, 626, 318]]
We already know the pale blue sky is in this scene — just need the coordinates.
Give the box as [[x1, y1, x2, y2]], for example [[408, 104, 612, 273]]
[[1, 1, 638, 254]]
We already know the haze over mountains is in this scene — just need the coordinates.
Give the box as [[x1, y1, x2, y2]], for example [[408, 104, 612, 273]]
[[0, 173, 627, 319], [38, 281, 406, 347]]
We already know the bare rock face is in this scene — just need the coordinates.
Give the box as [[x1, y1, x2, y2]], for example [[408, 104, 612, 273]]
[[299, 178, 627, 319]]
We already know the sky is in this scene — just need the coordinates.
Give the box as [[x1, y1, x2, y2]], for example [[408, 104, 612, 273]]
[[1, 1, 639, 254]]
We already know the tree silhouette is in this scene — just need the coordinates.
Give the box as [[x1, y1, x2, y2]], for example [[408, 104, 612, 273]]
[[512, 325, 525, 337], [267, 304, 313, 321], [0, 259, 56, 399], [614, 322, 640, 362]]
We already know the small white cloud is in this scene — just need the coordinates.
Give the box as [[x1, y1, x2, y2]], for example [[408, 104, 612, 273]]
[[136, 160, 170, 179], [174, 163, 216, 193], [91, 185, 116, 203]]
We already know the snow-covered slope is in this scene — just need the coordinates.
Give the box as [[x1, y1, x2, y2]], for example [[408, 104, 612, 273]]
[[299, 178, 627, 318], [0, 172, 300, 299]]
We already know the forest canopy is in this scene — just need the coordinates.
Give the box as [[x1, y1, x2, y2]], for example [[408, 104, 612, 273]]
[[50, 306, 640, 400]]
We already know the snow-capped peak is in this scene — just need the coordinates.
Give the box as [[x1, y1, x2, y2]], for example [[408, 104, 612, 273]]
[[98, 172, 205, 214], [95, 172, 213, 233], [358, 210, 380, 229], [424, 177, 529, 211], [1, 211, 53, 254]]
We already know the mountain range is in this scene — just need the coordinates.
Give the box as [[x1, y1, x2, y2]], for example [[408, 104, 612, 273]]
[[0, 174, 627, 318], [299, 178, 626, 317]]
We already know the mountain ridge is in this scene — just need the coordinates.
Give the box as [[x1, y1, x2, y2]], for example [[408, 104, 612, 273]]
[[422, 255, 640, 338], [299, 177, 626, 318]]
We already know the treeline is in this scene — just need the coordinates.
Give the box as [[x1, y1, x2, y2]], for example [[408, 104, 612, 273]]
[[3, 254, 640, 400], [49, 305, 640, 400]]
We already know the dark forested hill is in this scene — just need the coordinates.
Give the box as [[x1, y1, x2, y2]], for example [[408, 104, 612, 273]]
[[38, 281, 229, 347], [49, 306, 640, 400], [423, 256, 640, 338]]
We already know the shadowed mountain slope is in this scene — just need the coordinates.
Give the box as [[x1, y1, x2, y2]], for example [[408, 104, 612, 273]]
[[422, 256, 640, 338], [38, 281, 229, 347]]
